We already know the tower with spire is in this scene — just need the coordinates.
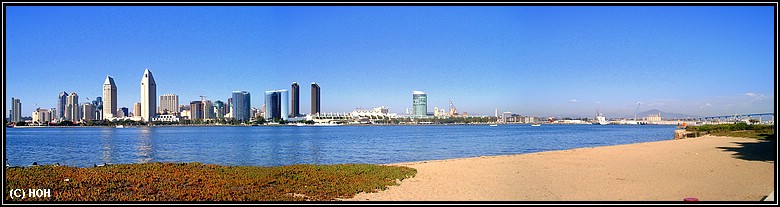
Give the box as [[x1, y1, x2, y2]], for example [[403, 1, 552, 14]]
[[140, 68, 157, 122]]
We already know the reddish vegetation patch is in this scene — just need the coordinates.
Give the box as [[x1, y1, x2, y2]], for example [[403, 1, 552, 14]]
[[5, 162, 416, 201]]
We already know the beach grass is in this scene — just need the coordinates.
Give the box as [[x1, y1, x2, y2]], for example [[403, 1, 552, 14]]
[[687, 123, 775, 140], [5, 162, 416, 201]]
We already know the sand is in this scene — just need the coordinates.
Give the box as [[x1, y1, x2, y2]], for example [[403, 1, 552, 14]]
[[346, 135, 776, 201]]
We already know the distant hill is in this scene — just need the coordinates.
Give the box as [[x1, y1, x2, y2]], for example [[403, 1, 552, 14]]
[[630, 109, 700, 119]]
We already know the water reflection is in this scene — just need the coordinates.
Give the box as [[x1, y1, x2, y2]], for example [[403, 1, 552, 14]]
[[100, 128, 115, 163], [136, 127, 153, 163]]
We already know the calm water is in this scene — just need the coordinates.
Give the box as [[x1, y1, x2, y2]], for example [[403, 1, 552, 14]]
[[5, 125, 676, 167]]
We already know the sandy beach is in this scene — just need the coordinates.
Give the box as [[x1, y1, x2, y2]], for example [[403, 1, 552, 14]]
[[347, 135, 775, 201]]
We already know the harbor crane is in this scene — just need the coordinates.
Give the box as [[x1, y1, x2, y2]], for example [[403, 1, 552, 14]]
[[448, 99, 459, 116], [634, 102, 641, 121]]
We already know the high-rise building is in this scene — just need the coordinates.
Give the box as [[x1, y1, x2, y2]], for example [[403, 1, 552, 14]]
[[227, 97, 233, 118], [119, 107, 129, 117], [10, 97, 21, 122], [202, 100, 214, 119], [57, 91, 68, 120], [82, 103, 95, 121], [412, 91, 427, 116], [134, 102, 141, 118], [190, 101, 204, 120], [92, 97, 103, 120], [103, 76, 117, 119], [311, 82, 320, 115], [232, 91, 251, 121], [140, 68, 157, 122], [265, 90, 289, 121], [159, 94, 179, 116], [66, 92, 79, 122], [213, 100, 225, 119], [32, 108, 52, 124], [50, 107, 57, 120], [291, 82, 300, 117]]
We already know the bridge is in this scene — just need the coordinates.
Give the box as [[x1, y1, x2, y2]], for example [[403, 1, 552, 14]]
[[695, 112, 774, 124]]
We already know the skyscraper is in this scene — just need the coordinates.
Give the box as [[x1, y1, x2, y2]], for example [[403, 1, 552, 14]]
[[140, 68, 157, 122], [159, 94, 179, 116], [93, 97, 103, 120], [134, 102, 141, 118], [189, 101, 204, 120], [103, 76, 117, 119], [227, 97, 233, 119], [311, 82, 320, 115], [265, 90, 289, 121], [57, 91, 68, 120], [291, 82, 299, 117], [232, 91, 251, 121], [213, 100, 225, 119], [82, 103, 95, 121], [10, 97, 21, 122], [66, 92, 79, 122], [412, 91, 427, 116], [202, 100, 214, 119]]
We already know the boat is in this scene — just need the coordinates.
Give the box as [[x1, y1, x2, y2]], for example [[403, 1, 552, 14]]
[[531, 124, 541, 127], [115, 125, 125, 128], [489, 124, 498, 127], [593, 110, 608, 125], [295, 123, 306, 127]]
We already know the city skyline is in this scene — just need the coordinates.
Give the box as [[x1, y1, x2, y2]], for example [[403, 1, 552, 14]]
[[5, 6, 775, 118]]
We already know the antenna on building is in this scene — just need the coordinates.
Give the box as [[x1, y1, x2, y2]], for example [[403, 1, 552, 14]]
[[200, 96, 207, 101]]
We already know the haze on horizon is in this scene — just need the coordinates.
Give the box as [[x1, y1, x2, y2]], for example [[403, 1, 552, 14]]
[[5, 5, 775, 118]]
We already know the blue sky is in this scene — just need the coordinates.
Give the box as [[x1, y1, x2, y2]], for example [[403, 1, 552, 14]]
[[5, 6, 775, 118]]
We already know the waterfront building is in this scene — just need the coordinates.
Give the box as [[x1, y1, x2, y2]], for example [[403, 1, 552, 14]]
[[49, 108, 57, 120], [646, 112, 662, 123], [32, 108, 51, 124], [92, 97, 103, 120], [291, 82, 300, 117], [66, 92, 79, 122], [203, 100, 214, 119], [103, 76, 118, 119], [412, 91, 427, 116], [118, 107, 129, 117], [190, 101, 204, 120], [159, 94, 179, 116], [153, 114, 180, 122], [226, 97, 234, 119], [57, 91, 68, 120], [502, 112, 512, 123], [180, 110, 190, 119], [82, 103, 95, 121], [134, 102, 141, 118], [265, 90, 289, 121], [179, 104, 190, 114], [140, 68, 157, 122], [213, 100, 225, 119], [311, 82, 320, 115], [11, 97, 21, 122], [260, 104, 266, 118], [350, 106, 392, 118], [232, 91, 251, 121]]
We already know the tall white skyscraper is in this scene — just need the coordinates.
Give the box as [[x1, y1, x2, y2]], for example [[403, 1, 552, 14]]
[[140, 68, 157, 122], [103, 76, 117, 119]]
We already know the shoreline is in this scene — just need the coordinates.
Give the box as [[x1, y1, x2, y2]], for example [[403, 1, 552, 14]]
[[8, 123, 681, 129], [4, 135, 774, 201], [347, 135, 776, 201]]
